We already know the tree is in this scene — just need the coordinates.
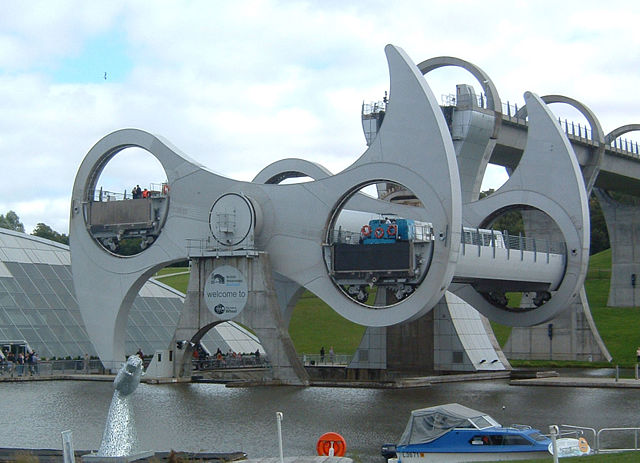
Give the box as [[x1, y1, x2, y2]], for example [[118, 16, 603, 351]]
[[478, 189, 524, 235], [31, 223, 69, 245], [0, 211, 25, 232], [479, 189, 609, 255], [589, 193, 609, 255]]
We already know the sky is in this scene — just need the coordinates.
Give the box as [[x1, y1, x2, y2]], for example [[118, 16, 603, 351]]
[[1, 1, 639, 235]]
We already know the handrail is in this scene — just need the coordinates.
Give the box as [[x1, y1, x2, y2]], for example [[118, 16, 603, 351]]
[[192, 355, 269, 370], [440, 92, 640, 158], [597, 427, 640, 454], [559, 425, 596, 449], [299, 352, 351, 366], [0, 358, 105, 376], [330, 227, 566, 256], [90, 183, 169, 202]]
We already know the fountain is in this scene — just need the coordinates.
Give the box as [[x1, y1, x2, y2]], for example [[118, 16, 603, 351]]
[[82, 355, 153, 462]]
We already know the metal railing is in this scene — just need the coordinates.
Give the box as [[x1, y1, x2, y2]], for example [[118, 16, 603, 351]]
[[185, 238, 259, 258], [597, 427, 640, 454], [362, 100, 387, 116], [331, 226, 565, 256], [559, 425, 597, 446], [0, 359, 104, 377], [557, 425, 640, 455], [299, 353, 351, 366], [90, 183, 169, 202], [192, 354, 269, 370], [441, 92, 640, 157], [462, 229, 566, 256]]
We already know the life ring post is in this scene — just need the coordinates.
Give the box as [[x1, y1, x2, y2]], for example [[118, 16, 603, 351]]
[[316, 432, 347, 457], [276, 412, 284, 463]]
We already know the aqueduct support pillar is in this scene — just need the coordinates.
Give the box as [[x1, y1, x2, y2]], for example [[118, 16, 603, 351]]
[[595, 189, 640, 307], [172, 253, 309, 385], [503, 210, 611, 361], [349, 291, 509, 373]]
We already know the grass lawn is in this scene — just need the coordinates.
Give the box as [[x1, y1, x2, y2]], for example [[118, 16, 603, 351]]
[[155, 273, 189, 294], [585, 248, 640, 367], [491, 247, 638, 367], [155, 266, 190, 276], [288, 290, 365, 354]]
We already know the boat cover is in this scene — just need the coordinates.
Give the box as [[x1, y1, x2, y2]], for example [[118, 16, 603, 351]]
[[398, 403, 495, 446]]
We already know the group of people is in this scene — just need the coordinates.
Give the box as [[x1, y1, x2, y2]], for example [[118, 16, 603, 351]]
[[131, 184, 150, 199], [319, 346, 335, 364], [192, 347, 263, 370], [0, 350, 38, 376]]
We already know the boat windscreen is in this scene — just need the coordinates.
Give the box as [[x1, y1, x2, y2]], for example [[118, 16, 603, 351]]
[[528, 432, 550, 442], [469, 415, 500, 429]]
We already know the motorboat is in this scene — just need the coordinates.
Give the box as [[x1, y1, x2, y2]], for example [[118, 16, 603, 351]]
[[384, 403, 553, 462]]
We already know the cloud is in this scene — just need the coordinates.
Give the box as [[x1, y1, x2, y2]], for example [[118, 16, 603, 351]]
[[1, 1, 639, 235]]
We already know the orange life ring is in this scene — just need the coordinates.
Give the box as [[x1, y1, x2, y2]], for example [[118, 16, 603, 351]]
[[316, 432, 346, 457], [387, 224, 397, 236], [374, 227, 385, 238], [361, 225, 372, 237]]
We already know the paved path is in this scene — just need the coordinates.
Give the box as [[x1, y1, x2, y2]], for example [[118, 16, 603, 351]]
[[4, 370, 640, 389], [245, 458, 352, 463], [511, 376, 640, 388], [0, 448, 246, 462]]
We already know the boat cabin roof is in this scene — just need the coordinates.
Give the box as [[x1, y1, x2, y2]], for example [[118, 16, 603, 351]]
[[398, 403, 501, 446]]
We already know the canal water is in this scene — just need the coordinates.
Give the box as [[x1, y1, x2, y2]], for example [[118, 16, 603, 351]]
[[1, 378, 638, 461]]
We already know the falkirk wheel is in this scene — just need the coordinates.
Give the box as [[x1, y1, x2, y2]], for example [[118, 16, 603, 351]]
[[69, 45, 589, 383]]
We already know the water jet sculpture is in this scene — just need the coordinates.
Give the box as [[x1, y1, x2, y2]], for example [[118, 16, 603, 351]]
[[82, 355, 153, 462]]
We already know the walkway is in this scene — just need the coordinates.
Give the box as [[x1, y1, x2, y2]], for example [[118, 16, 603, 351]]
[[511, 376, 640, 388], [5, 370, 640, 389]]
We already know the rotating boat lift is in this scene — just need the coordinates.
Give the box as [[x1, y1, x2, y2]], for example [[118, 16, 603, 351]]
[[70, 45, 591, 383]]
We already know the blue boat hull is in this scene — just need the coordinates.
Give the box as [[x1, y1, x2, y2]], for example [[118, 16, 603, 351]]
[[396, 450, 550, 462]]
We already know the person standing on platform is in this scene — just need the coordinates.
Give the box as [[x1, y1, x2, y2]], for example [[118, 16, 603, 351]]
[[6, 351, 15, 377], [16, 352, 24, 376], [320, 346, 325, 364], [29, 351, 39, 375]]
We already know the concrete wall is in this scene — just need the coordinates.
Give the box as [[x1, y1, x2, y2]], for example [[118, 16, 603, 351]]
[[386, 311, 435, 373], [173, 253, 309, 385], [595, 189, 640, 307], [504, 287, 611, 361]]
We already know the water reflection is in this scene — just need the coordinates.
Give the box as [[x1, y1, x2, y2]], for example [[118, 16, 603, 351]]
[[1, 379, 639, 462]]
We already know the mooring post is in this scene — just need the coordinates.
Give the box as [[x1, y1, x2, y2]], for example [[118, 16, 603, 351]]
[[276, 412, 284, 463], [549, 425, 559, 463]]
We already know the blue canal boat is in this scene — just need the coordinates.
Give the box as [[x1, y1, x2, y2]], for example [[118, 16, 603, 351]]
[[386, 403, 552, 462]]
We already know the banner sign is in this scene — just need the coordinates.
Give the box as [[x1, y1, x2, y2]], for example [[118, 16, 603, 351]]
[[204, 265, 248, 320]]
